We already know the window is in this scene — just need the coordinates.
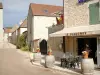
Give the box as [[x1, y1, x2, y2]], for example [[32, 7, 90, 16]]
[[43, 9, 48, 13], [89, 2, 100, 25]]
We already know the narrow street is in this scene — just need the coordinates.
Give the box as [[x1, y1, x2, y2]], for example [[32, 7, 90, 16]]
[[0, 42, 72, 75]]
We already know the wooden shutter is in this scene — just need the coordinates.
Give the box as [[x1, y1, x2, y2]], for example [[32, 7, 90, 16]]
[[89, 2, 100, 25]]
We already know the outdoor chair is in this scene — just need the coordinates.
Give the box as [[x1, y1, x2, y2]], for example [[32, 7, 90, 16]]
[[61, 52, 81, 69], [61, 52, 69, 68], [61, 52, 74, 68], [75, 55, 82, 67], [61, 58, 66, 68], [67, 55, 76, 69]]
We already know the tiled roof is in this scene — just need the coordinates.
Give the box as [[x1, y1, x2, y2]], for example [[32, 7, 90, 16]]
[[11, 25, 19, 33], [0, 3, 3, 9], [30, 3, 63, 16], [52, 10, 63, 15], [4, 27, 12, 33], [20, 18, 27, 28]]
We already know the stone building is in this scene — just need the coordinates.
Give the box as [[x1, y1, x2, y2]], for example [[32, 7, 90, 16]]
[[27, 3, 63, 54], [0, 3, 4, 42], [50, 0, 100, 65]]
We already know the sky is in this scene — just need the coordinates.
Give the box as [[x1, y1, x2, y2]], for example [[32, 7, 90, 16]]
[[0, 0, 63, 27]]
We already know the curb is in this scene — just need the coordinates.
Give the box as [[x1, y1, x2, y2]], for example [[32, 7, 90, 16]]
[[51, 67, 82, 75], [17, 50, 82, 75], [31, 61, 82, 75]]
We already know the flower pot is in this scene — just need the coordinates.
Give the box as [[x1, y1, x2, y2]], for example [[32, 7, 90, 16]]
[[45, 55, 55, 68], [37, 50, 40, 53], [36, 49, 40, 53], [33, 52, 41, 63], [81, 58, 94, 75], [48, 52, 52, 55]]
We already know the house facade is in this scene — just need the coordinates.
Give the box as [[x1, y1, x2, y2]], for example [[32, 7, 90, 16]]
[[48, 25, 64, 60], [49, 0, 100, 65], [17, 19, 27, 37], [48, 11, 64, 60], [27, 3, 63, 53], [0, 3, 4, 42], [11, 25, 19, 45], [3, 27, 12, 42]]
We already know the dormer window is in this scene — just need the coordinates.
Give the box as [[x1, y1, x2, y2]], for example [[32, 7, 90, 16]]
[[43, 10, 48, 13]]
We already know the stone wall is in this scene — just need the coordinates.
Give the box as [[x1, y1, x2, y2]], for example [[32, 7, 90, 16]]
[[48, 25, 64, 34], [48, 25, 64, 59], [64, 0, 92, 27], [27, 6, 33, 51]]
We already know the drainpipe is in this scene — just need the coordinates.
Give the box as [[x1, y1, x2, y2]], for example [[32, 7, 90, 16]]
[[63, 36, 66, 53]]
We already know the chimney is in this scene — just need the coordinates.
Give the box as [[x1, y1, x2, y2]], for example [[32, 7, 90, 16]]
[[19, 20, 23, 25]]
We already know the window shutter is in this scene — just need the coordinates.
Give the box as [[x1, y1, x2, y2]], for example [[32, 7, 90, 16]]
[[89, 2, 100, 25], [99, 0, 100, 21]]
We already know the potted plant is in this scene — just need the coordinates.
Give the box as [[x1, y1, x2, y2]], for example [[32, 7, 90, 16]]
[[81, 46, 94, 75], [45, 46, 55, 68], [48, 48, 52, 55], [33, 46, 41, 63]]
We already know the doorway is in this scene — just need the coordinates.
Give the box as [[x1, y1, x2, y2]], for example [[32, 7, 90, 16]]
[[77, 38, 97, 64], [39, 39, 47, 55]]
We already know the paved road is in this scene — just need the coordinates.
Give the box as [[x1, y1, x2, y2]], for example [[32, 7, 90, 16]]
[[0, 42, 71, 75]]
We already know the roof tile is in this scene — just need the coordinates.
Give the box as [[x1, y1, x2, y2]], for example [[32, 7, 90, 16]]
[[4, 27, 12, 33], [30, 3, 63, 16], [20, 19, 27, 28]]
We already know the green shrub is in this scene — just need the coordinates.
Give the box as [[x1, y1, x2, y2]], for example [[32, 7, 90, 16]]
[[16, 32, 29, 51], [17, 34, 26, 48], [21, 45, 29, 51]]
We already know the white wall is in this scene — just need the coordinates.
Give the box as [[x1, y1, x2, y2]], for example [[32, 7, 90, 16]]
[[0, 9, 3, 42], [12, 31, 17, 45], [27, 7, 33, 51], [8, 33, 12, 36], [3, 33, 12, 42], [8, 33, 12, 42], [33, 16, 57, 40], [0, 9, 3, 29], [3, 33, 8, 42], [20, 28, 27, 34]]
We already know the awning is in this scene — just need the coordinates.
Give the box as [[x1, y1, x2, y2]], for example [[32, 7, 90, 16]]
[[49, 25, 100, 37]]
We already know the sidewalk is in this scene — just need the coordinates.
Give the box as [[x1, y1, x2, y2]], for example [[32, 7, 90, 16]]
[[32, 55, 82, 75], [17, 50, 81, 75], [7, 43, 16, 48], [17, 50, 100, 75], [0, 42, 16, 49]]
